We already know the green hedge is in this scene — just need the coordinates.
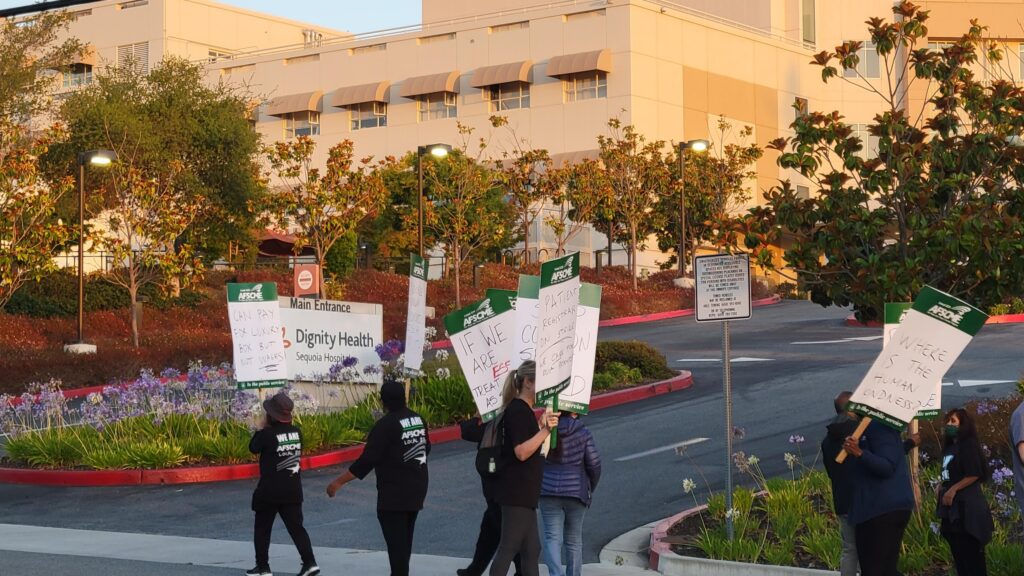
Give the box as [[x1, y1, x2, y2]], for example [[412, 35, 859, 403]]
[[5, 270, 206, 317], [595, 340, 675, 380]]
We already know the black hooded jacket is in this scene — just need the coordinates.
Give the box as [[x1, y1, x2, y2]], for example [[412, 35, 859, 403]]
[[821, 414, 859, 515]]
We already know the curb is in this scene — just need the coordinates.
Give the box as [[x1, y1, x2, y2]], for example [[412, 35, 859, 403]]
[[430, 296, 783, 349], [0, 371, 692, 487], [649, 506, 703, 570], [846, 311, 1024, 328]]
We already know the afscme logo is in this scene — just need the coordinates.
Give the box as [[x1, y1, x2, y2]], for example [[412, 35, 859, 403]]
[[413, 264, 424, 276], [550, 258, 575, 283], [238, 285, 264, 302], [464, 300, 496, 327], [926, 302, 970, 326]]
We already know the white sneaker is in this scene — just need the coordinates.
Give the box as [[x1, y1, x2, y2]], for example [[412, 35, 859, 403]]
[[297, 564, 320, 576]]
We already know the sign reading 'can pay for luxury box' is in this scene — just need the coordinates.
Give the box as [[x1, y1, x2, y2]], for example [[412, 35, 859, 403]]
[[227, 282, 287, 390]]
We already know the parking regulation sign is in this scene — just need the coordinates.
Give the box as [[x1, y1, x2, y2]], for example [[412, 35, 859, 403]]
[[694, 253, 751, 322]]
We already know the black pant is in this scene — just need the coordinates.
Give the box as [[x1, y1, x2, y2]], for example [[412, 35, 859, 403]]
[[253, 501, 316, 568], [377, 509, 419, 576], [855, 510, 911, 576], [944, 531, 987, 576], [465, 499, 523, 576], [489, 505, 540, 576]]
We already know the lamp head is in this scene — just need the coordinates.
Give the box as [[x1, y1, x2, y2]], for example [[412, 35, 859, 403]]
[[429, 144, 451, 158], [80, 149, 117, 167], [684, 140, 709, 153]]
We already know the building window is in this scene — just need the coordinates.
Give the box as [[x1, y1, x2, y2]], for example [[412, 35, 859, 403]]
[[117, 0, 149, 9], [248, 102, 267, 131], [350, 102, 387, 130], [285, 54, 320, 66], [117, 41, 149, 74], [419, 33, 455, 45], [563, 71, 607, 102], [222, 64, 254, 78], [208, 49, 232, 63], [796, 185, 810, 199], [1020, 44, 1024, 79], [71, 9, 92, 19], [851, 123, 880, 159], [63, 63, 93, 88], [801, 0, 815, 44], [486, 82, 530, 111], [928, 41, 954, 52], [844, 41, 879, 79], [490, 21, 529, 33], [350, 43, 386, 55], [418, 92, 457, 121], [794, 97, 808, 120], [284, 111, 320, 138], [564, 9, 605, 22]]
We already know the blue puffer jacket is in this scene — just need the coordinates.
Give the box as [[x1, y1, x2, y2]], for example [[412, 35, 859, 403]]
[[541, 417, 602, 506]]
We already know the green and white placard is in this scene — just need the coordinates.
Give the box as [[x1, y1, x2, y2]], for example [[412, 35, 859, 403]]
[[227, 282, 287, 390], [444, 292, 516, 422], [558, 283, 602, 414], [513, 275, 540, 368], [404, 254, 430, 375], [884, 302, 940, 419], [536, 252, 581, 404], [849, 287, 987, 429]]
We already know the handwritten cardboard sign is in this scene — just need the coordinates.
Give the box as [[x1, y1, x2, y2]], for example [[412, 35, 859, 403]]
[[536, 253, 581, 404], [404, 254, 430, 375], [513, 275, 540, 368], [444, 292, 516, 422], [559, 283, 602, 414], [227, 282, 287, 390], [884, 302, 940, 419]]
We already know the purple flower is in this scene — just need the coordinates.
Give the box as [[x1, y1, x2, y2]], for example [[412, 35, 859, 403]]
[[733, 426, 746, 440], [991, 467, 1014, 486], [975, 401, 998, 415], [789, 435, 806, 445], [343, 356, 359, 368]]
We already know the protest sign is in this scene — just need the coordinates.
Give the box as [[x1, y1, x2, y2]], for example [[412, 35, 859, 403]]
[[513, 275, 540, 367], [444, 292, 516, 421], [536, 252, 581, 404], [847, 287, 987, 431], [227, 283, 287, 390], [884, 302, 940, 419], [279, 297, 384, 384], [559, 283, 602, 414], [404, 254, 430, 375]]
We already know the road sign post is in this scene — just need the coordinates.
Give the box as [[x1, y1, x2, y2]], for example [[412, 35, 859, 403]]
[[694, 253, 752, 541]]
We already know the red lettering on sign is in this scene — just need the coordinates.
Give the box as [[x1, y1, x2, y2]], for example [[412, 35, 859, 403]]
[[492, 360, 511, 379]]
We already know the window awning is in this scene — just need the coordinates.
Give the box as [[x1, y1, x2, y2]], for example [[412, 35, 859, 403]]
[[400, 70, 461, 98], [77, 47, 97, 67], [331, 81, 391, 108], [470, 60, 533, 88], [266, 91, 323, 117], [546, 49, 612, 78], [549, 149, 601, 168]]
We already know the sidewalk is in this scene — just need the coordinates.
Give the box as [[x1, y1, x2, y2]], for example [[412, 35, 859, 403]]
[[0, 523, 655, 576]]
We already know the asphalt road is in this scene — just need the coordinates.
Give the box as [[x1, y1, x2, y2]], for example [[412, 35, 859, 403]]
[[1, 300, 1021, 567]]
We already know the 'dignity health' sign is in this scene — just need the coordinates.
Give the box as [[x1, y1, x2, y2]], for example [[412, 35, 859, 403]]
[[694, 253, 751, 322], [536, 253, 581, 404], [279, 297, 383, 384], [227, 282, 287, 390], [444, 292, 516, 421], [849, 287, 987, 429]]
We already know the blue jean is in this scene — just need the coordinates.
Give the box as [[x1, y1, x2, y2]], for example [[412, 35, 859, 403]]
[[538, 497, 587, 576]]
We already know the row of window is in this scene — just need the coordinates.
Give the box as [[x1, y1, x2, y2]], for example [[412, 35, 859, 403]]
[[273, 71, 607, 137], [845, 41, 1024, 79]]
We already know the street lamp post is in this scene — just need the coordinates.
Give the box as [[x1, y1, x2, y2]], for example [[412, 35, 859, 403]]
[[66, 149, 116, 355], [417, 143, 452, 258], [677, 139, 709, 277]]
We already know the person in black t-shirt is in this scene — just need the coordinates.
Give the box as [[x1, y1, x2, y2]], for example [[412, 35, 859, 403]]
[[326, 377, 431, 576], [247, 392, 320, 576], [937, 408, 994, 576], [489, 360, 559, 576]]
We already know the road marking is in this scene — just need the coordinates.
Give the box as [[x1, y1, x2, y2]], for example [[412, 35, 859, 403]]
[[614, 437, 710, 462], [957, 379, 1016, 388], [791, 336, 883, 345], [675, 357, 773, 363]]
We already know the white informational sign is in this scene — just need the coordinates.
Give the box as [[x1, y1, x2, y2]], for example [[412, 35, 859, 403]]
[[849, 287, 987, 429], [404, 254, 429, 375], [513, 275, 540, 368], [444, 293, 516, 421], [536, 253, 581, 404], [559, 283, 602, 414], [227, 283, 287, 390], [279, 297, 384, 384], [694, 253, 752, 322]]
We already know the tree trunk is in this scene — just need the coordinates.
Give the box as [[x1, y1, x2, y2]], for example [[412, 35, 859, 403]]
[[129, 279, 140, 349], [317, 247, 326, 299], [454, 239, 462, 309], [630, 224, 638, 291], [523, 208, 530, 267]]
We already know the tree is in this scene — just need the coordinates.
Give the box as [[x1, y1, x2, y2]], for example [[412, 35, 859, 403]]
[[655, 118, 763, 270], [597, 118, 674, 289], [545, 159, 613, 256], [0, 10, 82, 120], [51, 57, 264, 264], [490, 115, 552, 265], [0, 120, 73, 310], [737, 3, 1024, 321], [421, 123, 513, 308], [359, 152, 436, 269], [262, 137, 391, 296]]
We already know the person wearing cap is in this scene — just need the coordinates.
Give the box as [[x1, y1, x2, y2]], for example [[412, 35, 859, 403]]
[[247, 392, 319, 576], [327, 377, 431, 576]]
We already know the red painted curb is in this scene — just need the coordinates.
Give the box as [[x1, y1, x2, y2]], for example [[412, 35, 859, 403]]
[[649, 505, 704, 570], [0, 372, 695, 487], [846, 311, 1024, 328]]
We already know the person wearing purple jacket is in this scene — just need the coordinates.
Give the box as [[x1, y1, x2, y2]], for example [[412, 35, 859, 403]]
[[538, 412, 602, 576]]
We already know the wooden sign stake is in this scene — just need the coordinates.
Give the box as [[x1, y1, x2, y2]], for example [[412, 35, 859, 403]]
[[835, 417, 872, 463]]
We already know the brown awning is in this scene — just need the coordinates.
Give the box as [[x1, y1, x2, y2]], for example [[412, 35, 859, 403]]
[[549, 149, 601, 168], [546, 49, 612, 78], [400, 70, 461, 98], [331, 81, 391, 108], [77, 47, 97, 67], [266, 91, 323, 116], [470, 60, 533, 88]]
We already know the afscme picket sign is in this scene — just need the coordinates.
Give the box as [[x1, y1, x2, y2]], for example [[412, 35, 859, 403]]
[[444, 292, 516, 422], [404, 254, 430, 375], [227, 282, 287, 390]]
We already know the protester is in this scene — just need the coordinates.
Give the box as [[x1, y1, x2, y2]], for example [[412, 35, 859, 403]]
[[247, 392, 320, 576], [1012, 398, 1024, 525], [937, 408, 994, 576], [488, 360, 559, 576], [821, 391, 859, 576], [326, 377, 430, 576], [842, 419, 916, 576], [457, 413, 523, 576], [539, 412, 602, 576]]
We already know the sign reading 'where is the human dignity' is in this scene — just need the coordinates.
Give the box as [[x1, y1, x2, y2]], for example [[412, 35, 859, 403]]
[[849, 286, 987, 429]]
